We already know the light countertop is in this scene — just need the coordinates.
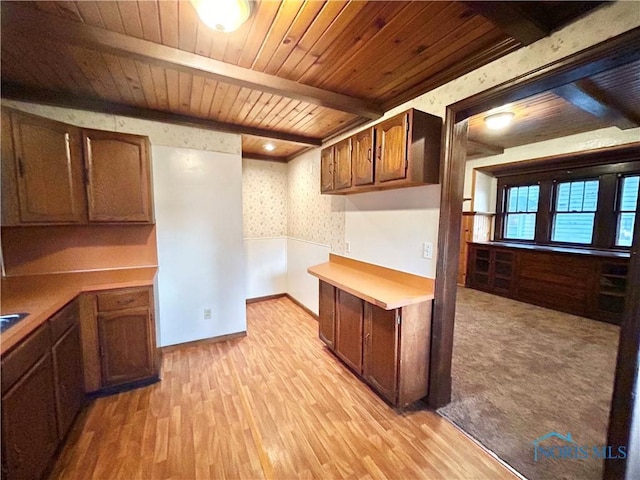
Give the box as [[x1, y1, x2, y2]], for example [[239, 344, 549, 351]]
[[307, 254, 434, 310], [1, 267, 157, 355]]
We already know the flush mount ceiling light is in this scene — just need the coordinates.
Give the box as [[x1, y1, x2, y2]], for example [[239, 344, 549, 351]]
[[484, 111, 515, 130], [264, 143, 275, 152], [190, 0, 252, 33]]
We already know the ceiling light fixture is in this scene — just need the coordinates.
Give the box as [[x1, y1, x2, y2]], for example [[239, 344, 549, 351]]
[[264, 143, 275, 152], [190, 0, 252, 33], [484, 112, 515, 130]]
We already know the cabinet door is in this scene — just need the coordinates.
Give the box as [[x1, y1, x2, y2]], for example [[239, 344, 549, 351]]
[[352, 128, 374, 186], [335, 290, 364, 374], [320, 147, 334, 193], [1, 354, 58, 480], [52, 323, 85, 440], [333, 138, 352, 190], [363, 305, 399, 404], [84, 130, 152, 222], [318, 281, 335, 348], [469, 246, 491, 290], [98, 307, 154, 387], [11, 111, 85, 223], [375, 113, 408, 183]]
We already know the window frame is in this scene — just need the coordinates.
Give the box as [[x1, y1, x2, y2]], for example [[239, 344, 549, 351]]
[[615, 174, 640, 248], [494, 160, 640, 251], [549, 176, 600, 246], [501, 183, 540, 242]]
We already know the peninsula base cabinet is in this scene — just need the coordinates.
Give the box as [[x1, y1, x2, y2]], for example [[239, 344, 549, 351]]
[[318, 280, 432, 407], [1, 300, 84, 480], [318, 281, 336, 348]]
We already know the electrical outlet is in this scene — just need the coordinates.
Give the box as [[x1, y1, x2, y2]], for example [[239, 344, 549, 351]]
[[345, 241, 351, 253], [204, 308, 212, 320], [423, 242, 433, 259]]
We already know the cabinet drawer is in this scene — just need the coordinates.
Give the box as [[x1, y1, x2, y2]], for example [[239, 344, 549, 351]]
[[49, 300, 79, 342], [97, 288, 150, 312], [1, 323, 51, 395]]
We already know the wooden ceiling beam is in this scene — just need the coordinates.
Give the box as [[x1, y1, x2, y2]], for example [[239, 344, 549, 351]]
[[0, 83, 323, 147], [466, 140, 504, 159], [463, 2, 550, 46], [553, 79, 640, 130], [0, 2, 383, 120], [241, 153, 289, 163]]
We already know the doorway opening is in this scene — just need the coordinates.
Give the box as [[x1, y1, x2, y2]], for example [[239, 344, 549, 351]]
[[430, 27, 640, 480]]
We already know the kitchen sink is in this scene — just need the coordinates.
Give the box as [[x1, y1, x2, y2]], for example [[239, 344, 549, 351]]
[[0, 313, 29, 333]]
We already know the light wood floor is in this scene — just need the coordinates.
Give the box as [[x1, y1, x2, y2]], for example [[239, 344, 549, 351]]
[[51, 297, 517, 479]]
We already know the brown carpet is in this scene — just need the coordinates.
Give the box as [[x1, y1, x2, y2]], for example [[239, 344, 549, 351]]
[[438, 287, 620, 480]]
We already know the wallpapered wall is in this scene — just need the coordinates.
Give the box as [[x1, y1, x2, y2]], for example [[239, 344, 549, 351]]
[[242, 159, 288, 238], [287, 149, 345, 253], [285, 1, 640, 268], [1, 100, 240, 154]]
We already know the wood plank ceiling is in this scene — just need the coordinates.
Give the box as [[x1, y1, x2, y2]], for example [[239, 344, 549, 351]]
[[467, 60, 640, 159], [0, 1, 604, 161]]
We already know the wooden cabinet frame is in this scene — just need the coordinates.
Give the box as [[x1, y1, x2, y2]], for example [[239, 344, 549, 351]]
[[80, 286, 159, 393], [318, 280, 432, 407], [320, 109, 442, 195], [1, 107, 154, 226]]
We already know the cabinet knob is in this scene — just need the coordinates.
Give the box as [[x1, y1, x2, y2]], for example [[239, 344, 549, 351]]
[[367, 148, 372, 162]]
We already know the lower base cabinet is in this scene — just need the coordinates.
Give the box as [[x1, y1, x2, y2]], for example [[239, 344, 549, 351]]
[[335, 290, 364, 374], [318, 281, 432, 407], [82, 286, 159, 393], [318, 281, 335, 348], [1, 300, 84, 480], [52, 322, 85, 439], [2, 351, 58, 480], [467, 243, 630, 324]]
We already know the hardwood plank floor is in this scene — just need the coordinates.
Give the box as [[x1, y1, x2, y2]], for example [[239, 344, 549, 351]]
[[51, 297, 517, 479]]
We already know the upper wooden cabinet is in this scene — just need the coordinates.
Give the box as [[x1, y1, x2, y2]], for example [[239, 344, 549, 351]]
[[375, 114, 408, 183], [333, 138, 352, 190], [320, 147, 334, 193], [1, 108, 154, 226], [352, 128, 375, 186], [84, 130, 153, 223], [8, 111, 85, 224], [320, 109, 441, 194]]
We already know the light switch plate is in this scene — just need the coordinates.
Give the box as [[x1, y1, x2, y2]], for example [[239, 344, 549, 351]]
[[423, 242, 433, 259]]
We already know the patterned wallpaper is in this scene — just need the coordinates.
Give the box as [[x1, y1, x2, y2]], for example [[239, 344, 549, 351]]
[[242, 159, 288, 238], [1, 100, 241, 154], [287, 150, 345, 253]]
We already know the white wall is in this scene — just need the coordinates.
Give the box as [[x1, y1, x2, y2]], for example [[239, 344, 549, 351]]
[[153, 146, 246, 347], [286, 238, 331, 315], [244, 237, 287, 299], [344, 185, 441, 278]]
